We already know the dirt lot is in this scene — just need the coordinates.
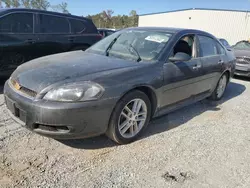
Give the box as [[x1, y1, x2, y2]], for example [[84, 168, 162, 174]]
[[0, 77, 250, 188]]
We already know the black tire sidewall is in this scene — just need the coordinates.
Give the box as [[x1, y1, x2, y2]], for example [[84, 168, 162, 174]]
[[211, 74, 228, 101], [107, 90, 151, 144]]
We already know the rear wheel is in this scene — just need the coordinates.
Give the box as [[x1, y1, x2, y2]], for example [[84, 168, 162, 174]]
[[209, 73, 228, 101], [106, 90, 151, 144]]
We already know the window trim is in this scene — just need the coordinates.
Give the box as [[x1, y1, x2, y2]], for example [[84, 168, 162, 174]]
[[36, 13, 71, 34], [166, 33, 200, 63], [197, 34, 220, 58], [69, 18, 86, 34], [0, 11, 35, 34], [216, 41, 226, 55]]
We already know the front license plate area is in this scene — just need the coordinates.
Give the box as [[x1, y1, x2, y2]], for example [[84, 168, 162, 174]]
[[5, 96, 26, 124], [5, 96, 15, 115]]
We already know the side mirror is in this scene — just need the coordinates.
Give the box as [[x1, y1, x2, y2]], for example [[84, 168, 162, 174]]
[[169, 52, 191, 62]]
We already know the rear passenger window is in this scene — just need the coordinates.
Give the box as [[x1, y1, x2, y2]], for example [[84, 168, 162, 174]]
[[198, 35, 218, 57], [0, 13, 33, 33], [38, 14, 70, 33], [69, 19, 85, 33], [217, 42, 225, 54]]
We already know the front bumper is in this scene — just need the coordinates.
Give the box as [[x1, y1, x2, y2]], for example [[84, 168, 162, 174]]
[[4, 81, 118, 139], [234, 64, 250, 77]]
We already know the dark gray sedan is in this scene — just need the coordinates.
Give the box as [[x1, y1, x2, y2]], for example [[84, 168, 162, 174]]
[[4, 27, 235, 144], [233, 41, 250, 77]]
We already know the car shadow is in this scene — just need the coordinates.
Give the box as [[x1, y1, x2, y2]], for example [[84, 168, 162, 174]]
[[141, 81, 246, 140], [0, 79, 7, 94], [0, 86, 3, 94], [59, 81, 246, 150]]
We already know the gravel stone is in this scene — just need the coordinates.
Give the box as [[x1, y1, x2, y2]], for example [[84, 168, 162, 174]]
[[0, 78, 250, 188]]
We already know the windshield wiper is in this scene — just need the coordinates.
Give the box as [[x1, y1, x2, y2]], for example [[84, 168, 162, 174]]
[[105, 34, 121, 56], [128, 44, 142, 62]]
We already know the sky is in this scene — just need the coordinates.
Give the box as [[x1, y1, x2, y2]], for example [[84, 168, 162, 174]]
[[50, 0, 250, 16]]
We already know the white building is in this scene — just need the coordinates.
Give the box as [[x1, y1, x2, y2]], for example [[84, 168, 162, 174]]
[[139, 8, 250, 45]]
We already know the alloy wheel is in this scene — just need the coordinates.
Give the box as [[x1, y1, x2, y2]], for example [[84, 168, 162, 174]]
[[118, 99, 147, 138], [217, 75, 227, 98]]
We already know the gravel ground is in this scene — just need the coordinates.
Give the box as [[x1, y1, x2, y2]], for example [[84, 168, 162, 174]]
[[0, 77, 250, 188]]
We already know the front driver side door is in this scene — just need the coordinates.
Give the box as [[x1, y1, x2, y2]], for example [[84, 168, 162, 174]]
[[161, 34, 204, 108]]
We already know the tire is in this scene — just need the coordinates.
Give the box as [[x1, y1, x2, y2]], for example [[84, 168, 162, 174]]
[[209, 73, 228, 101], [106, 90, 151, 144]]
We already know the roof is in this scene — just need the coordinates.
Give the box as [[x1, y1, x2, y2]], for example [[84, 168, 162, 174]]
[[130, 27, 183, 33], [98, 28, 116, 31], [125, 27, 213, 36], [0, 8, 91, 20], [139, 8, 250, 16]]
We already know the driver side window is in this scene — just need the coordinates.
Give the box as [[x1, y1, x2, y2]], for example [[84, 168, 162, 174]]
[[171, 35, 195, 58]]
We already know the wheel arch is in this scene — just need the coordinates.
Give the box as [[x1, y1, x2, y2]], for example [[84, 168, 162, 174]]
[[117, 85, 158, 118], [222, 69, 231, 83]]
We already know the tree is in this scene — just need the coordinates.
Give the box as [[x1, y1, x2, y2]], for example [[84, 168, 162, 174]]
[[101, 10, 114, 28], [12, 0, 20, 7], [87, 10, 138, 29], [129, 10, 138, 27], [21, 0, 31, 8], [51, 2, 69, 14], [2, 0, 12, 7], [30, 0, 50, 10], [2, 0, 69, 13]]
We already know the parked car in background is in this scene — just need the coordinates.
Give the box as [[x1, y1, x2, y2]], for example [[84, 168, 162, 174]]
[[219, 38, 231, 50], [4, 27, 235, 144], [232, 40, 250, 77], [0, 8, 102, 77], [98, 28, 116, 38]]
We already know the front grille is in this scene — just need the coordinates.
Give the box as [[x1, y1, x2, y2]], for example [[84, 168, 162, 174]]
[[10, 79, 37, 98], [236, 57, 250, 65], [235, 70, 250, 76]]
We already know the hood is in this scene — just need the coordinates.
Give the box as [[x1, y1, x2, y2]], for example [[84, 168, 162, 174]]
[[233, 49, 250, 57], [12, 51, 138, 92]]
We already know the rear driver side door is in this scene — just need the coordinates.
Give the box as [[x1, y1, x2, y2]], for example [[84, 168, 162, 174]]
[[0, 12, 37, 73], [197, 35, 224, 92], [34, 13, 71, 58]]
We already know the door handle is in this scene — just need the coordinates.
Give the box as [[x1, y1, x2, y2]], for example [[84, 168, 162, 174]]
[[68, 37, 75, 42], [218, 60, 224, 64], [25, 39, 36, 43], [192, 64, 201, 70]]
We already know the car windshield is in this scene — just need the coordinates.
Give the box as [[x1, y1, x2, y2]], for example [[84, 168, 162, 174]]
[[233, 41, 250, 50], [86, 29, 172, 62]]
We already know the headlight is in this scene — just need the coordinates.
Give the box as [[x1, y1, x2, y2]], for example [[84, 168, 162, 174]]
[[43, 82, 104, 102]]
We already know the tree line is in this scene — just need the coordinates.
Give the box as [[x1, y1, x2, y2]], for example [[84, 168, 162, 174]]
[[86, 10, 138, 29], [0, 1, 138, 29], [0, 0, 69, 13]]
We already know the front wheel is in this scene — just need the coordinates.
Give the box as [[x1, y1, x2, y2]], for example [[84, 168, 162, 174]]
[[106, 90, 151, 144], [209, 73, 228, 101]]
